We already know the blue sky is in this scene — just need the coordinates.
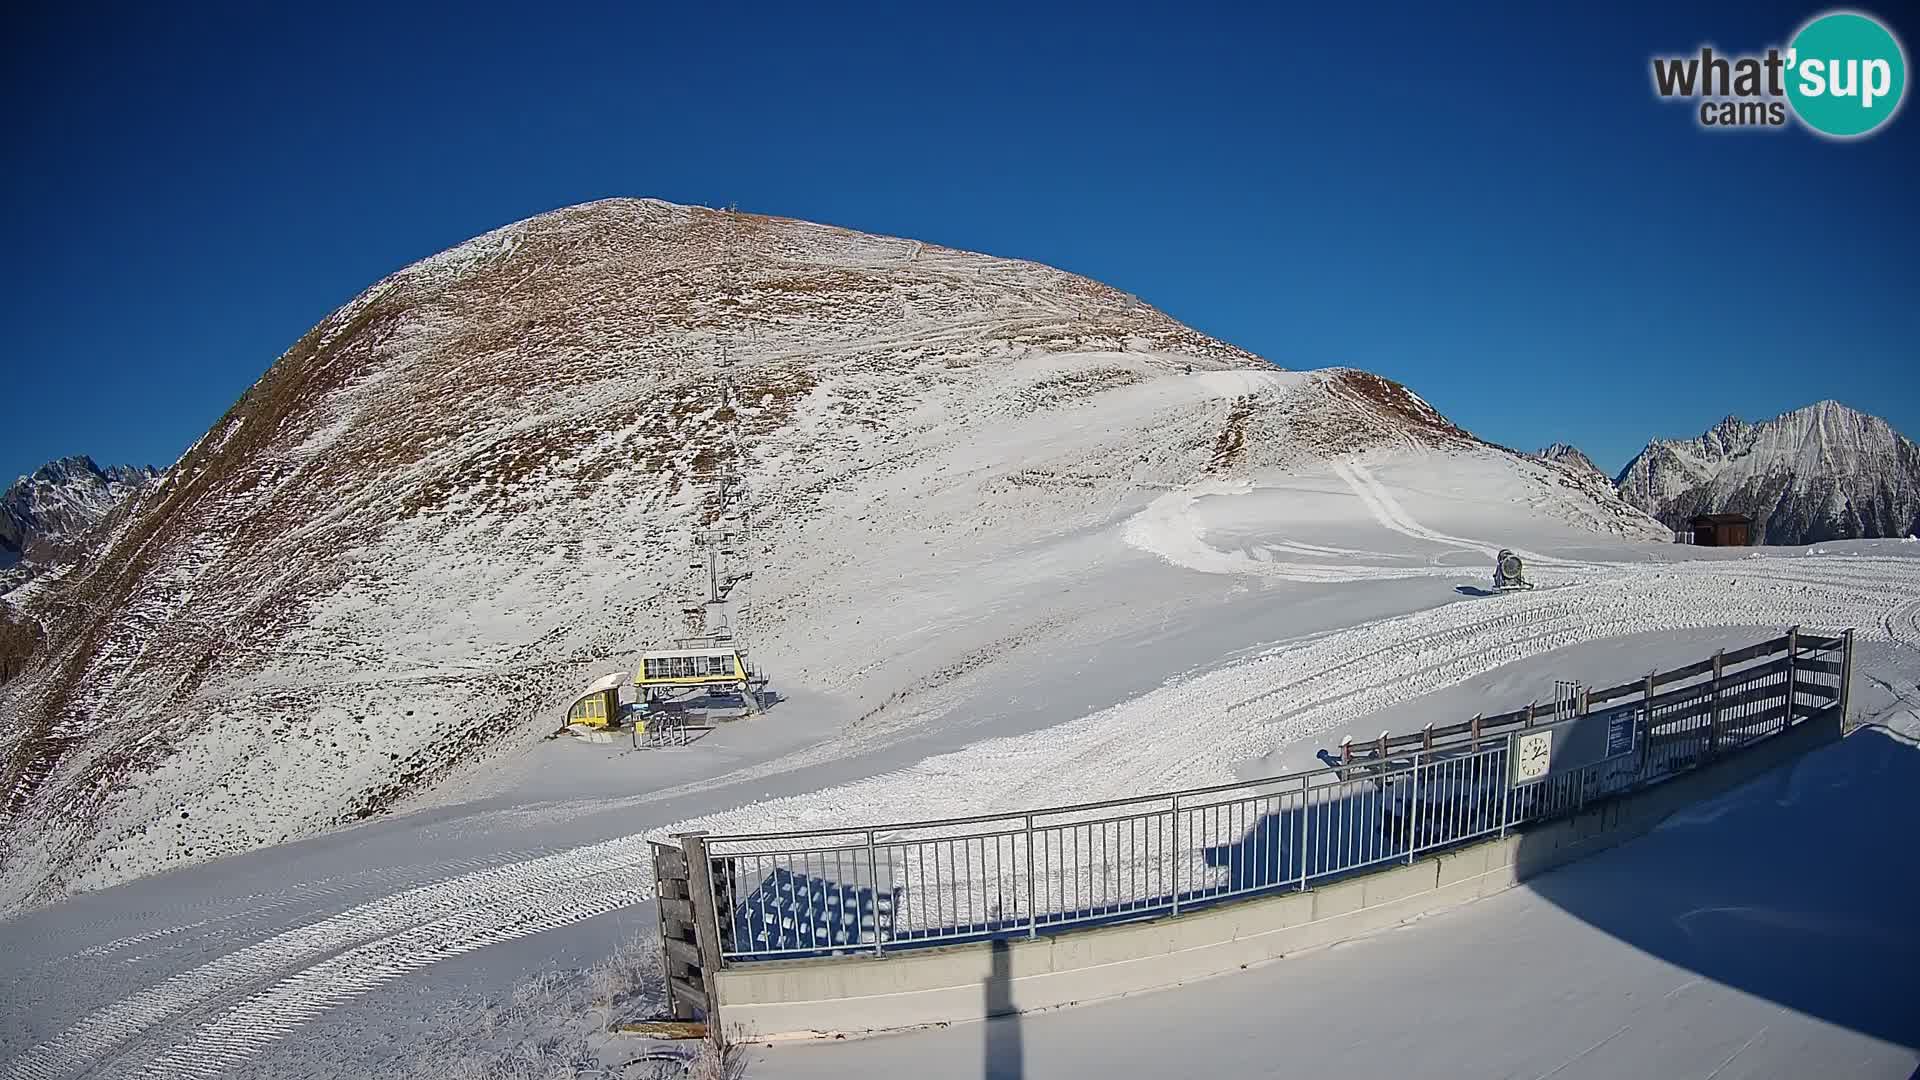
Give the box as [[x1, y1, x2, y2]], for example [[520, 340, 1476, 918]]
[[2, 1, 1913, 484]]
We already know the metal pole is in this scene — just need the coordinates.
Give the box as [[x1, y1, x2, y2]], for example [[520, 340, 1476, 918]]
[[1641, 672, 1655, 778], [1575, 686, 1589, 814], [1406, 752, 1422, 864], [1498, 739, 1513, 839], [1840, 627, 1855, 726], [1709, 649, 1725, 756], [1295, 775, 1309, 891], [1170, 793, 1182, 915], [1784, 625, 1799, 730], [1024, 814, 1037, 939], [866, 829, 883, 957]]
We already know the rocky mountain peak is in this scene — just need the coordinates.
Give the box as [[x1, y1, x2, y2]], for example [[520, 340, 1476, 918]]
[[1537, 443, 1605, 479], [1616, 401, 1919, 544], [1, 455, 160, 564]]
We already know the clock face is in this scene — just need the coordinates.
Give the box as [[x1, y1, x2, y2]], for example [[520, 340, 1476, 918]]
[[1514, 731, 1553, 784]]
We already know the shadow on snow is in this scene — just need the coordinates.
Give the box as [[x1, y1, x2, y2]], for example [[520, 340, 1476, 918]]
[[1515, 724, 1920, 1052]]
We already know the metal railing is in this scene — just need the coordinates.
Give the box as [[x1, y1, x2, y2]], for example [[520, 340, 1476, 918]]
[[635, 711, 697, 749], [675, 627, 1851, 966]]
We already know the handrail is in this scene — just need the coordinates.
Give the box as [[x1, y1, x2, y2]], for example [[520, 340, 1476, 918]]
[[679, 626, 1855, 973]]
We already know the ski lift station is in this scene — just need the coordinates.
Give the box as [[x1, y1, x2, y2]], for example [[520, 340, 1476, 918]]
[[562, 640, 765, 735], [565, 671, 628, 730], [637, 638, 762, 712], [638, 644, 747, 687]]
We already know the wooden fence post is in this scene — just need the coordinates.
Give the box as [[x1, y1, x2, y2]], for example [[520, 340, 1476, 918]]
[[651, 843, 695, 1022], [678, 831, 727, 1051]]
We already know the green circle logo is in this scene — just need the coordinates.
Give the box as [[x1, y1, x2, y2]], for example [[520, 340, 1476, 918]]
[[1786, 11, 1907, 137]]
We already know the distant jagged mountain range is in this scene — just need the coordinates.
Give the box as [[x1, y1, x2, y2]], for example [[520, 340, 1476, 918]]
[[1, 456, 160, 567], [1541, 401, 1920, 545]]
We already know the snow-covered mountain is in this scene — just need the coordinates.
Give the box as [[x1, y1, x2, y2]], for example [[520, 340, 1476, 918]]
[[0, 456, 159, 565], [1537, 443, 1604, 481], [0, 198, 1662, 907], [1523, 442, 1664, 538], [1615, 401, 1920, 544]]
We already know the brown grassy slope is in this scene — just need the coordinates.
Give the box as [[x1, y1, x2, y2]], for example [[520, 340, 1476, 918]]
[[0, 197, 1274, 894]]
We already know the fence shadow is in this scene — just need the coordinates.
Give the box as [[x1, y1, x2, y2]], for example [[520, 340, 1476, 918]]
[[1201, 784, 1408, 894], [722, 864, 900, 955], [1515, 724, 1920, 1051], [1203, 808, 1304, 892]]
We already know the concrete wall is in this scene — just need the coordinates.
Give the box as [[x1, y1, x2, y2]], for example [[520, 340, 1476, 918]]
[[715, 706, 1844, 1041]]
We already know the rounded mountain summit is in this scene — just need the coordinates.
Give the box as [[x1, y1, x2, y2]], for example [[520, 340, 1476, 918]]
[[0, 198, 1653, 908]]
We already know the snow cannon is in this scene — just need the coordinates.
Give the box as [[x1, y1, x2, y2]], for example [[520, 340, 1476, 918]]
[[1493, 549, 1534, 591]]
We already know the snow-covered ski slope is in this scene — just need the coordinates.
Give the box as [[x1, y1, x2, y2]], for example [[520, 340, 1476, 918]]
[[674, 451, 1920, 839], [4, 440, 1919, 1080], [0, 198, 1653, 911]]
